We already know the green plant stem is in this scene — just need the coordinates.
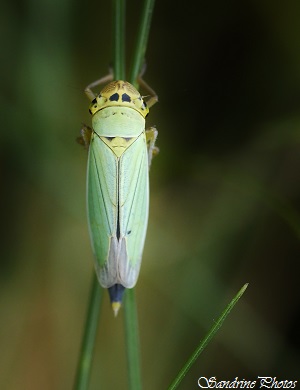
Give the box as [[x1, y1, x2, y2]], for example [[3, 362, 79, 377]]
[[74, 274, 103, 390], [124, 289, 142, 390], [113, 0, 126, 80], [167, 283, 249, 390], [129, 0, 156, 85], [122, 1, 156, 388]]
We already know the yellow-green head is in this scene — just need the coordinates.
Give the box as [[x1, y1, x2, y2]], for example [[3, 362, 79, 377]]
[[89, 80, 149, 118]]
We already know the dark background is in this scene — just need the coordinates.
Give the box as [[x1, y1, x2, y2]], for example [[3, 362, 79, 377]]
[[1, 0, 300, 389]]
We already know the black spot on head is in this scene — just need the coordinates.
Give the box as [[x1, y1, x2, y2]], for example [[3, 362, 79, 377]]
[[127, 230, 132, 235], [89, 109, 92, 115], [109, 92, 119, 101], [122, 93, 131, 102], [92, 98, 97, 104]]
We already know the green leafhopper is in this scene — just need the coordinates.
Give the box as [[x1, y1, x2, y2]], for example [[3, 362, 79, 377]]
[[79, 78, 158, 315]]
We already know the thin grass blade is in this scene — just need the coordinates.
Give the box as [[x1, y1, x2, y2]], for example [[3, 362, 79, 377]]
[[129, 0, 156, 85], [74, 275, 103, 390], [167, 283, 249, 390]]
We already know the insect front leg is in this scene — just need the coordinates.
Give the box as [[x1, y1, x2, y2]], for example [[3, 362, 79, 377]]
[[138, 76, 158, 109], [146, 126, 159, 168], [85, 72, 114, 101], [77, 124, 93, 150]]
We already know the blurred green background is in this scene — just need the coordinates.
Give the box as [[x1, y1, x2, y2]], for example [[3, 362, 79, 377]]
[[1, 0, 300, 389]]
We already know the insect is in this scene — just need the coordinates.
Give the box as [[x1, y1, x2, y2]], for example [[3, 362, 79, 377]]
[[79, 75, 158, 316]]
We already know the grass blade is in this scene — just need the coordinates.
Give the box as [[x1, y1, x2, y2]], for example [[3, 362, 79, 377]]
[[74, 275, 103, 390], [112, 0, 126, 80], [112, 1, 143, 388], [129, 0, 156, 85], [167, 283, 249, 390], [124, 289, 142, 390], [123, 1, 156, 388]]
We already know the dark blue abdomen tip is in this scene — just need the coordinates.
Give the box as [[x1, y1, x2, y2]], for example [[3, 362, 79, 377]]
[[108, 284, 126, 316], [108, 284, 126, 304]]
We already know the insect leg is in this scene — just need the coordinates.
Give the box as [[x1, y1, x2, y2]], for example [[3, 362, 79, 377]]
[[145, 126, 159, 168], [137, 76, 158, 108], [77, 124, 93, 150], [85, 72, 114, 101]]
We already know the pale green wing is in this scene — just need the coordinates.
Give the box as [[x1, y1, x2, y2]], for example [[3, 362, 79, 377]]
[[118, 132, 149, 288], [87, 133, 119, 287]]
